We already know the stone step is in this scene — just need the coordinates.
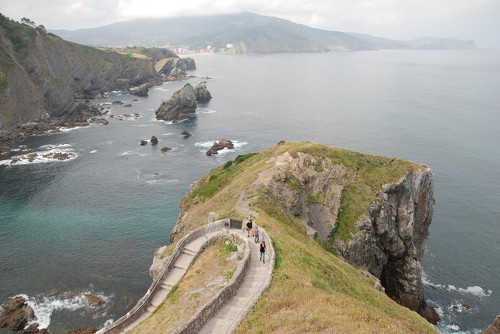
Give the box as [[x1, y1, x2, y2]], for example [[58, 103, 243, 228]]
[[161, 282, 173, 289], [146, 305, 156, 313], [199, 317, 234, 334], [182, 248, 197, 256]]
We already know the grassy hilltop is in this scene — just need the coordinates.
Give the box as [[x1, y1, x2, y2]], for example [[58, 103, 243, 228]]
[[156, 142, 437, 333]]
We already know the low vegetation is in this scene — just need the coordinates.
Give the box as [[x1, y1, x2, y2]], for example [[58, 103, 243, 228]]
[[169, 141, 436, 333]]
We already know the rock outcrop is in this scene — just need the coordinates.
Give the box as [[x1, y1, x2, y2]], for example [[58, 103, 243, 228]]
[[481, 315, 500, 334], [194, 82, 212, 101], [0, 15, 157, 131], [0, 103, 107, 150], [131, 83, 150, 97], [155, 57, 196, 80], [249, 150, 436, 323], [206, 139, 234, 155], [0, 296, 35, 331], [155, 84, 197, 122]]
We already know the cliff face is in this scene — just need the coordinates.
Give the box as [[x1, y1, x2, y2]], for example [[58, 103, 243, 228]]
[[163, 142, 438, 331], [247, 149, 436, 321], [0, 16, 157, 130], [338, 169, 434, 317]]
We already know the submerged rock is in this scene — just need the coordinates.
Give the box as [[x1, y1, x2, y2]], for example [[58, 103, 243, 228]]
[[181, 130, 192, 138], [161, 146, 172, 152], [84, 294, 105, 307], [67, 328, 98, 334]]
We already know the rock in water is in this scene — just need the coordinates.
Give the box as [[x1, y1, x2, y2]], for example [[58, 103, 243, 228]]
[[181, 130, 192, 138], [481, 315, 500, 334], [67, 328, 98, 334], [84, 294, 105, 307], [161, 146, 172, 152], [140, 140, 148, 146], [155, 84, 197, 122], [206, 139, 234, 156], [150, 136, 158, 145], [0, 296, 35, 331], [131, 83, 150, 97], [194, 82, 212, 101]]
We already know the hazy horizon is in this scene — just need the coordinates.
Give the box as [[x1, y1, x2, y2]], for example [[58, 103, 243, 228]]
[[1, 0, 499, 48]]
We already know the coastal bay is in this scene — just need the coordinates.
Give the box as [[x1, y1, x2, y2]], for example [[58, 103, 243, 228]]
[[1, 50, 499, 333]]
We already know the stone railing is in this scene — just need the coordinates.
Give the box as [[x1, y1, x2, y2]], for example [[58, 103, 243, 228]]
[[97, 219, 234, 334], [172, 231, 251, 333]]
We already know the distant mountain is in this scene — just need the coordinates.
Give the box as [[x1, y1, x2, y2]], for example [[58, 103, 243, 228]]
[[52, 12, 477, 53]]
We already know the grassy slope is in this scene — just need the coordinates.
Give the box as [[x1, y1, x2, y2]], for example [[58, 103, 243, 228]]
[[169, 142, 436, 333]]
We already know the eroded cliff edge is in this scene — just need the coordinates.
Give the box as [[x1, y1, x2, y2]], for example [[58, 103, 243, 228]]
[[0, 15, 193, 132], [165, 142, 438, 327]]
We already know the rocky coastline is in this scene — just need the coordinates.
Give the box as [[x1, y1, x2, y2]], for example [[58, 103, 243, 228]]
[[0, 104, 108, 155]]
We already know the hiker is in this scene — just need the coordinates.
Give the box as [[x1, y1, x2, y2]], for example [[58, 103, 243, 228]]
[[259, 241, 266, 263], [246, 219, 253, 237], [254, 226, 260, 243]]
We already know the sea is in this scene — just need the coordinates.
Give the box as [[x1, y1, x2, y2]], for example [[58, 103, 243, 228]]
[[0, 50, 499, 334]]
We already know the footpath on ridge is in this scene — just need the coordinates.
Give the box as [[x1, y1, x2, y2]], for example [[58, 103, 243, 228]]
[[199, 226, 273, 333], [97, 164, 275, 334]]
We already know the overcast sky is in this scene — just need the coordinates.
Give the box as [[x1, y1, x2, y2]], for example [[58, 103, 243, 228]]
[[1, 0, 499, 48]]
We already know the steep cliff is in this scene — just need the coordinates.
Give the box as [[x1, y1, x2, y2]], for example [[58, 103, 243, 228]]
[[164, 142, 438, 331], [256, 149, 436, 321], [0, 15, 157, 130]]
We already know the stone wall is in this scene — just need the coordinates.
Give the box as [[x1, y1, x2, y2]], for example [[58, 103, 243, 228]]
[[97, 219, 230, 334]]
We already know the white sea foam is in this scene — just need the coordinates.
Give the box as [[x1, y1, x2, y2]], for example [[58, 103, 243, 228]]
[[447, 285, 492, 297], [39, 143, 72, 150], [90, 150, 98, 154], [18, 292, 110, 329], [195, 140, 248, 156], [422, 272, 492, 298], [197, 108, 216, 114], [0, 147, 77, 166], [145, 179, 179, 185]]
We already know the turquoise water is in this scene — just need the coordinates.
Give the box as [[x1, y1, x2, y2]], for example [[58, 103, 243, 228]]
[[1, 50, 499, 333]]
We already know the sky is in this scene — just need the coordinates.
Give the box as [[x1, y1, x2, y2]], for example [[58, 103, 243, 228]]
[[1, 0, 499, 48]]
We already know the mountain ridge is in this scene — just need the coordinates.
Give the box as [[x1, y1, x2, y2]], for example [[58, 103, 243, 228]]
[[51, 12, 477, 53]]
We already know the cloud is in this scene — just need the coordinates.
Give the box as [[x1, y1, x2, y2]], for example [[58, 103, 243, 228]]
[[0, 0, 499, 47]]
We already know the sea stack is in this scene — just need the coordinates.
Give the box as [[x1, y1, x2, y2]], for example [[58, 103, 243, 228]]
[[194, 82, 212, 101], [155, 84, 197, 123]]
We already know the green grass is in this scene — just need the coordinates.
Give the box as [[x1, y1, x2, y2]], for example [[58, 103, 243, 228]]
[[285, 174, 301, 190], [190, 152, 260, 199], [0, 14, 36, 50], [307, 193, 322, 204], [222, 238, 238, 253], [160, 141, 435, 333], [226, 267, 236, 280], [284, 143, 422, 241], [166, 285, 180, 303]]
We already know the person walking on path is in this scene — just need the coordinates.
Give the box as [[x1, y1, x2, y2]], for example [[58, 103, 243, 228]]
[[259, 241, 266, 263], [246, 219, 253, 237], [254, 226, 260, 243]]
